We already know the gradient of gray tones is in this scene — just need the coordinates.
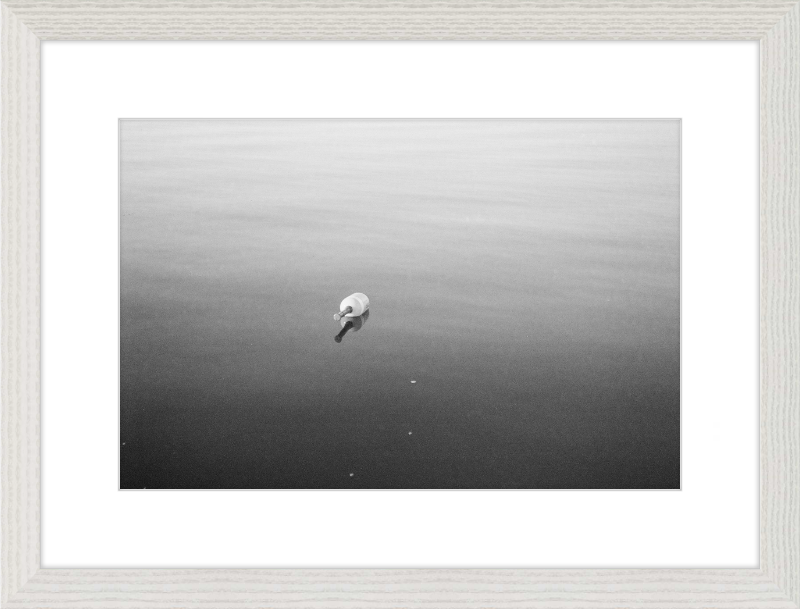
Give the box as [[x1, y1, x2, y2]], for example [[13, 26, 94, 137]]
[[120, 119, 680, 489]]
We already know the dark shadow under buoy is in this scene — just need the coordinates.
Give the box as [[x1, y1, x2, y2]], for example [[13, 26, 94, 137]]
[[335, 309, 369, 343]]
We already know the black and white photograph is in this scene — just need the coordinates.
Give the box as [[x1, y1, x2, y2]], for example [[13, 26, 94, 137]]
[[120, 119, 680, 490]]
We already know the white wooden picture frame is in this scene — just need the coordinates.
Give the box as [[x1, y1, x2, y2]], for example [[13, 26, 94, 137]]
[[2, 2, 798, 607]]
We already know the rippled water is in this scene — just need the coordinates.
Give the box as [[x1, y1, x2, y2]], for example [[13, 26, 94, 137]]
[[120, 120, 680, 489]]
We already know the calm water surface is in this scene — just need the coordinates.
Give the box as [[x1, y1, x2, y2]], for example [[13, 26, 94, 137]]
[[120, 120, 680, 489]]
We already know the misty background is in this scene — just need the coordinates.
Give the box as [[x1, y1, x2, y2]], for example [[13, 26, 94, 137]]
[[120, 119, 680, 489]]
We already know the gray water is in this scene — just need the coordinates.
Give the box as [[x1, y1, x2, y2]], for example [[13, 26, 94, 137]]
[[120, 120, 680, 489]]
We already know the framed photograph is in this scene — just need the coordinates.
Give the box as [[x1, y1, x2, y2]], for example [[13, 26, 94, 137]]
[[3, 1, 797, 607]]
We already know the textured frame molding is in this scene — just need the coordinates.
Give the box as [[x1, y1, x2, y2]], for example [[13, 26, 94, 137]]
[[1, 1, 798, 607]]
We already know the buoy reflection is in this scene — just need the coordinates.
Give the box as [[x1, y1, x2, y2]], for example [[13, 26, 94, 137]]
[[334, 309, 369, 343]]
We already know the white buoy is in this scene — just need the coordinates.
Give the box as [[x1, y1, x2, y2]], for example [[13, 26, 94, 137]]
[[334, 293, 370, 321]]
